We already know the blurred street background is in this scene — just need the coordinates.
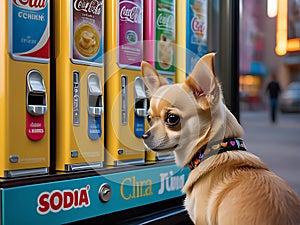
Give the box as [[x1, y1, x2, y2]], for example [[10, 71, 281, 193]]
[[239, 0, 300, 112], [240, 110, 300, 196], [238, 0, 300, 196]]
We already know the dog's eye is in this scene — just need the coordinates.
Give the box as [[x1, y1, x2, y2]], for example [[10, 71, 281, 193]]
[[147, 114, 151, 123], [165, 113, 180, 127]]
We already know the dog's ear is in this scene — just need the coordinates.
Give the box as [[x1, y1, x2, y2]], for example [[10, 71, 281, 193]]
[[141, 61, 169, 97], [185, 53, 217, 99]]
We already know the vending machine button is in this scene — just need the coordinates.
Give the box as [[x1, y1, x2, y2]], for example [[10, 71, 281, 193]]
[[118, 149, 124, 155], [71, 150, 79, 158], [9, 155, 19, 163]]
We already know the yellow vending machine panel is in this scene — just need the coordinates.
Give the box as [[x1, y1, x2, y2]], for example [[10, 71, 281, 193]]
[[144, 0, 176, 161], [105, 0, 146, 166], [176, 0, 208, 82], [0, 0, 50, 177], [54, 0, 104, 171]]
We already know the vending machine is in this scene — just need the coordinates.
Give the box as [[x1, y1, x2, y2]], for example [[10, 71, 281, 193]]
[[0, 0, 50, 177], [176, 0, 208, 81], [144, 0, 176, 161], [54, 0, 105, 171], [105, 0, 146, 166]]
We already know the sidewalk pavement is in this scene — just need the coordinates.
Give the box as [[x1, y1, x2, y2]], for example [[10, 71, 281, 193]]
[[240, 110, 300, 196]]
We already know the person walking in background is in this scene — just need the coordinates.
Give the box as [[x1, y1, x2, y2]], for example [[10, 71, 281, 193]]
[[266, 72, 281, 123]]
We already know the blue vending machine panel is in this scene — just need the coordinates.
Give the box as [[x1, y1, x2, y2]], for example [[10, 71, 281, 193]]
[[1, 165, 189, 225]]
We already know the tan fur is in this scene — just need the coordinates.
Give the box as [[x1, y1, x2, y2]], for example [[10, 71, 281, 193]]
[[141, 53, 300, 225]]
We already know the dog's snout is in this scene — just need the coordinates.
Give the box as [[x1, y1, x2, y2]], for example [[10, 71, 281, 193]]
[[142, 130, 151, 139]]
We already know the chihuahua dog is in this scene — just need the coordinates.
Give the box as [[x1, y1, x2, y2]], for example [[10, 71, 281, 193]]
[[141, 53, 300, 225]]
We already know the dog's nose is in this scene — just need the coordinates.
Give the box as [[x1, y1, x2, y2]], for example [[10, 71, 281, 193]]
[[142, 130, 151, 139]]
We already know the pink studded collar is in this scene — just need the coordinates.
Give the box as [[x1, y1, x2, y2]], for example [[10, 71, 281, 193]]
[[189, 138, 247, 171]]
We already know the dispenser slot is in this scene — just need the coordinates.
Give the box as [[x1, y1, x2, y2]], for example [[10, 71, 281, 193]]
[[88, 73, 103, 117], [134, 76, 147, 117], [26, 70, 47, 116]]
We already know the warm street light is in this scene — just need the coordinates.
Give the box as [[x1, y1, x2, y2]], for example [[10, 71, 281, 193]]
[[276, 0, 288, 55], [268, 0, 278, 18], [275, 0, 300, 55]]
